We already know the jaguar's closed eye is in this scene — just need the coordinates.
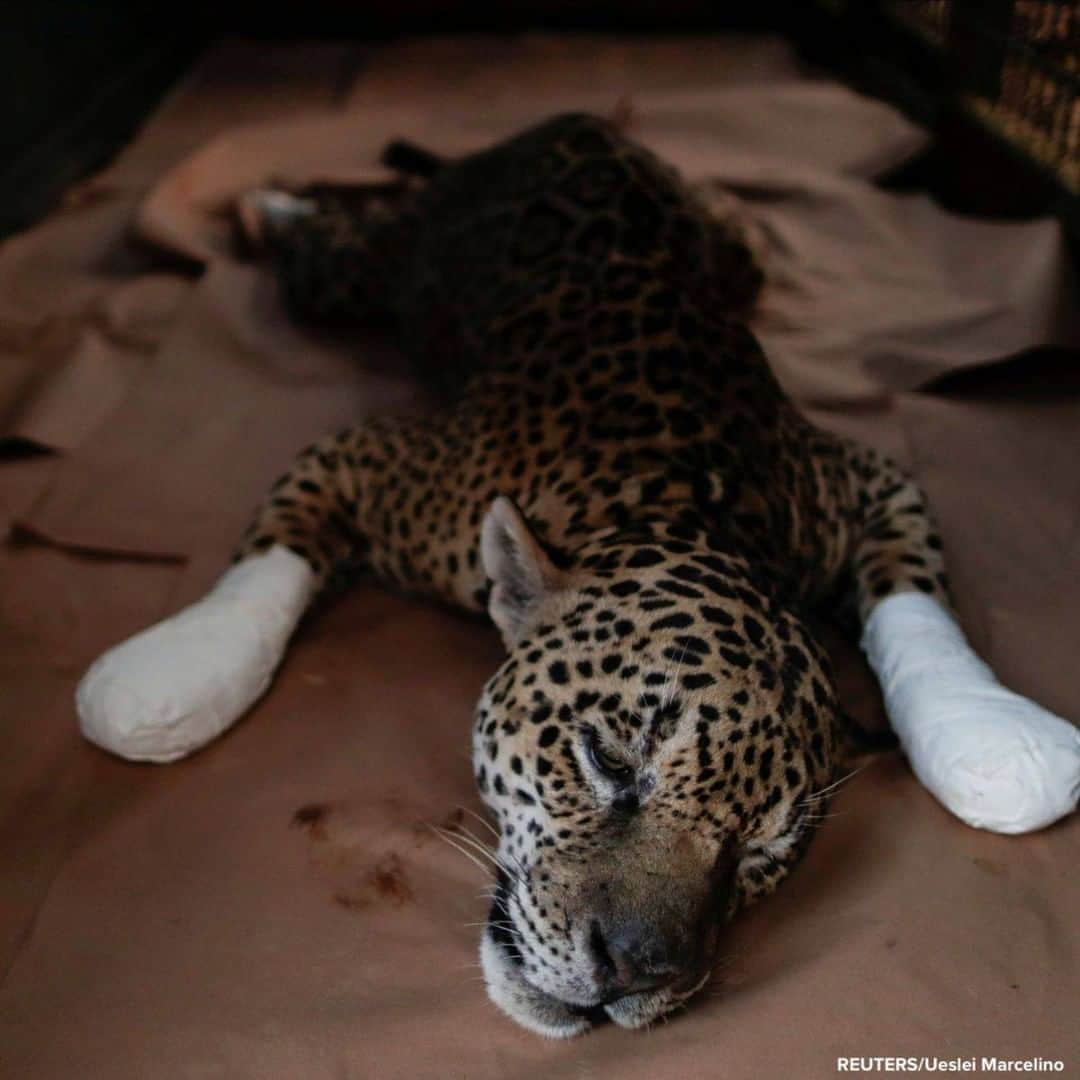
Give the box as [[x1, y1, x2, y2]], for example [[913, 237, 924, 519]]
[[585, 729, 634, 783]]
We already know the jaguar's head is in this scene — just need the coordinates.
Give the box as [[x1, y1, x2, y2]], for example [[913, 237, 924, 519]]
[[472, 498, 841, 1036]]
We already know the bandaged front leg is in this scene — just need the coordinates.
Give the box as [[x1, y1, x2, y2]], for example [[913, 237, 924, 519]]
[[861, 592, 1080, 833], [77, 546, 315, 763]]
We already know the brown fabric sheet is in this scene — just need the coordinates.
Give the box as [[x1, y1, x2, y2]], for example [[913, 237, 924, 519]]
[[0, 36, 1077, 1079]]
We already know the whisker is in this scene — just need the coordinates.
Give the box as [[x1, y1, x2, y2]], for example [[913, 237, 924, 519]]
[[467, 828, 531, 886], [713, 946, 749, 971], [660, 644, 690, 709], [443, 825, 523, 883], [441, 830, 499, 869], [430, 825, 498, 877], [458, 805, 500, 840], [799, 765, 866, 805], [455, 821, 495, 848], [451, 826, 502, 866]]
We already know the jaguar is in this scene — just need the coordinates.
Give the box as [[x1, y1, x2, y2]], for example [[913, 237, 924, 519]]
[[226, 113, 950, 1035], [88, 112, 1072, 1038]]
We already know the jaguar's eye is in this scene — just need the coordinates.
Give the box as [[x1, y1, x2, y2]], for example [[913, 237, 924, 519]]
[[586, 730, 634, 783]]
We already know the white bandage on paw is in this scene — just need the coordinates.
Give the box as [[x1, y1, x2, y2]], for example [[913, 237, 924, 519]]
[[861, 592, 1080, 834], [77, 546, 315, 763]]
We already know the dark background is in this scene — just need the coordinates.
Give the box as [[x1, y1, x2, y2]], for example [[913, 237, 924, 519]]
[[2, 1, 1075, 242]]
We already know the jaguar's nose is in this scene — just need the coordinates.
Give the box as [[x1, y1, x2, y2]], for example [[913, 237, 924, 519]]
[[588, 916, 684, 999]]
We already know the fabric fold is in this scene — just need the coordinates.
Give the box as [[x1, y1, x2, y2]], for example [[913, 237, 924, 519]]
[[17, 262, 419, 561]]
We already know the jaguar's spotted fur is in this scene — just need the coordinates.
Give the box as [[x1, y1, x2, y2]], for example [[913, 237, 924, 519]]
[[237, 114, 948, 1036]]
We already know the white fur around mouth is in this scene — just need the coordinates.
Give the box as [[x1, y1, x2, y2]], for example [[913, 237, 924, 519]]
[[480, 927, 593, 1039], [480, 924, 713, 1037]]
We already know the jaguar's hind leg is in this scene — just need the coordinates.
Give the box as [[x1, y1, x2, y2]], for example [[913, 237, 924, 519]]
[[239, 182, 413, 325], [687, 181, 766, 316], [843, 443, 1079, 833]]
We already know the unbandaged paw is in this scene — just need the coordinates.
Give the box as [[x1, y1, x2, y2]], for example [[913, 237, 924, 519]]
[[862, 592, 1080, 834], [236, 188, 317, 250], [77, 546, 314, 763]]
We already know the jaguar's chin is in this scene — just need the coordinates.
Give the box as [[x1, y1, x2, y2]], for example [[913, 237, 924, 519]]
[[479, 923, 713, 1037], [602, 968, 713, 1029]]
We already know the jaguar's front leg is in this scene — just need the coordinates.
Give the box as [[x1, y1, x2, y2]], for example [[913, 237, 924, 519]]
[[75, 421, 457, 762], [844, 443, 1080, 834]]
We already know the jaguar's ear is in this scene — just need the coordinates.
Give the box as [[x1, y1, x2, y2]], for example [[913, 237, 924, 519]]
[[481, 496, 563, 647]]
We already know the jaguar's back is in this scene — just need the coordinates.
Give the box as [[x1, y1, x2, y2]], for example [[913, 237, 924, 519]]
[[390, 113, 764, 374], [262, 113, 852, 610]]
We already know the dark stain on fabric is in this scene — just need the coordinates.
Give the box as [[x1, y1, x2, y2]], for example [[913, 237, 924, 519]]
[[334, 853, 413, 910], [371, 853, 413, 904], [292, 802, 330, 841]]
